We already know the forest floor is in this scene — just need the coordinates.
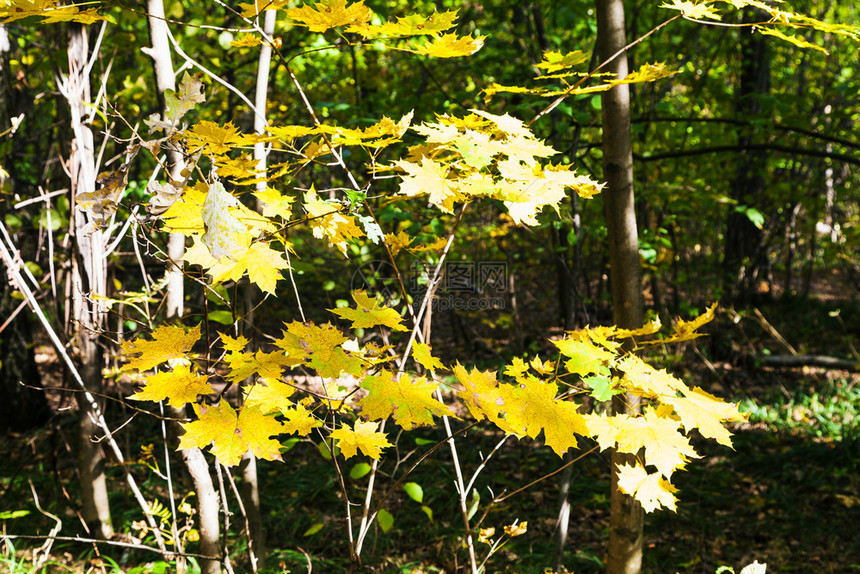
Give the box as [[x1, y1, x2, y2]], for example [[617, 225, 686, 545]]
[[1, 291, 859, 574]]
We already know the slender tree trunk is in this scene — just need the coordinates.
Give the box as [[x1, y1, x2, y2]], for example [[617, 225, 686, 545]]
[[65, 21, 113, 540], [723, 8, 771, 303], [182, 444, 223, 574], [144, 0, 185, 319], [0, 27, 50, 433], [144, 3, 222, 573], [596, 1, 645, 573], [234, 11, 280, 572]]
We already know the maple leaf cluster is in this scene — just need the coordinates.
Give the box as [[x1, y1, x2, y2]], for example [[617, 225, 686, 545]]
[[238, 0, 484, 58], [104, 0, 750, 516], [123, 291, 743, 513], [394, 109, 604, 224], [123, 291, 412, 466]]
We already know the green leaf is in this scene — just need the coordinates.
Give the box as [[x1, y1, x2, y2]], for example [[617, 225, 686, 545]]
[[584, 375, 619, 401], [414, 437, 435, 446], [377, 508, 394, 533], [303, 522, 324, 537], [317, 438, 339, 460], [0, 510, 30, 519], [207, 310, 234, 325], [38, 208, 62, 231], [402, 482, 424, 503], [4, 213, 22, 229], [420, 505, 433, 523], [24, 261, 43, 278], [280, 437, 301, 453], [466, 488, 480, 521], [735, 205, 765, 229], [349, 462, 372, 479]]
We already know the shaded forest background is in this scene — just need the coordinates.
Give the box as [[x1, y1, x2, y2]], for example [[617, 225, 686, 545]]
[[0, 0, 858, 573]]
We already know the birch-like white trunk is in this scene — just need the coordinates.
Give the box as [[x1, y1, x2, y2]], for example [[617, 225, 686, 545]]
[[596, 1, 645, 572], [66, 21, 113, 540], [145, 3, 220, 573]]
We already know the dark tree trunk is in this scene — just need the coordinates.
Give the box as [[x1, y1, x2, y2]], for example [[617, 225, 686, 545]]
[[723, 8, 771, 303], [0, 279, 50, 433]]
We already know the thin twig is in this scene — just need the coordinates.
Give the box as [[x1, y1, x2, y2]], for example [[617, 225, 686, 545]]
[[0, 534, 220, 560], [27, 480, 62, 570]]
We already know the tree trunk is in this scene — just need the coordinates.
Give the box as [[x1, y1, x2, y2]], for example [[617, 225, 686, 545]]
[[723, 7, 771, 303], [65, 21, 113, 540], [596, 0, 645, 572], [144, 0, 185, 320], [0, 32, 48, 431], [145, 5, 221, 573], [0, 277, 50, 433], [181, 437, 223, 574]]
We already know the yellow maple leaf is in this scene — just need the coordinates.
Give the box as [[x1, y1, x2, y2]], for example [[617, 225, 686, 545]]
[[329, 290, 408, 332], [253, 186, 293, 219], [414, 32, 485, 58], [185, 121, 246, 155], [613, 409, 700, 478], [665, 387, 745, 447], [122, 324, 200, 373], [221, 332, 298, 382], [243, 378, 296, 414], [394, 157, 459, 212], [529, 356, 555, 375], [616, 355, 684, 398], [670, 303, 717, 342], [182, 234, 218, 269], [304, 189, 364, 255], [239, 0, 289, 17], [330, 420, 392, 460], [453, 363, 512, 432], [470, 109, 533, 140], [504, 356, 529, 380], [583, 412, 618, 451], [160, 184, 207, 236], [613, 317, 662, 339], [179, 402, 285, 467], [412, 341, 445, 372], [756, 27, 828, 54], [350, 10, 458, 37], [214, 154, 263, 183], [282, 401, 322, 436], [659, 0, 721, 21], [229, 33, 263, 48], [616, 462, 679, 512], [500, 374, 589, 456], [0, 0, 105, 24], [384, 230, 413, 255], [177, 402, 234, 451], [266, 124, 319, 141], [130, 364, 214, 408], [536, 50, 589, 74], [208, 241, 289, 295], [358, 371, 456, 430], [286, 0, 371, 32], [276, 321, 364, 379]]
